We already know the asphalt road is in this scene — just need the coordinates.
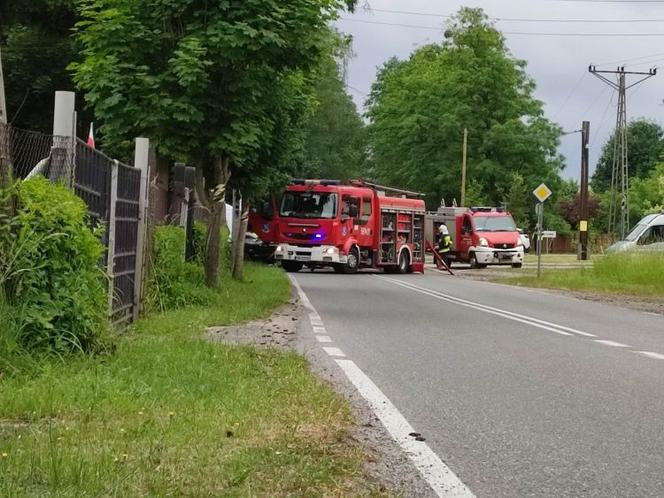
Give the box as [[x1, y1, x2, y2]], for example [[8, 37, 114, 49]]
[[292, 269, 664, 498]]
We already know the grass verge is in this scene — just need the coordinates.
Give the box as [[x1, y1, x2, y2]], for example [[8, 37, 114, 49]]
[[0, 264, 380, 496], [500, 252, 664, 297]]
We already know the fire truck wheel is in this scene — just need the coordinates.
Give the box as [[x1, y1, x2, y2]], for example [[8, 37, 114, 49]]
[[397, 251, 410, 274], [281, 261, 303, 273], [343, 248, 360, 274]]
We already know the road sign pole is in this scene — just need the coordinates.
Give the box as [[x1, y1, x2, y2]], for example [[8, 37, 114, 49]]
[[537, 202, 543, 278]]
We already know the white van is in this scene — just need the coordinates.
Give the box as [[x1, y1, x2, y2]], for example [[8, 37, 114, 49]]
[[607, 212, 664, 253]]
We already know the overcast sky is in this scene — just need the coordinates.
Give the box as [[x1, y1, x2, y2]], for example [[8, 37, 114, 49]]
[[335, 0, 664, 184]]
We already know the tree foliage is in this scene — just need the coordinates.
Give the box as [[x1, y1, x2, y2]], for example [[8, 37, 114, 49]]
[[0, 0, 81, 131], [296, 41, 368, 181], [72, 0, 355, 282], [591, 119, 664, 193], [366, 8, 564, 227]]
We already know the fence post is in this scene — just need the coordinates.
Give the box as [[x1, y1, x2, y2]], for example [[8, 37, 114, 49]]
[[51, 91, 76, 185], [107, 159, 119, 318], [133, 138, 150, 321]]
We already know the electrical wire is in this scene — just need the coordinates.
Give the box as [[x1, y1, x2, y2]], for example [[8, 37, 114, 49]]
[[338, 18, 664, 36], [368, 7, 664, 23]]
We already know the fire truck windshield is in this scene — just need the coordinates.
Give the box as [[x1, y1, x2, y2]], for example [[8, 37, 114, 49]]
[[280, 192, 338, 219], [474, 215, 517, 232]]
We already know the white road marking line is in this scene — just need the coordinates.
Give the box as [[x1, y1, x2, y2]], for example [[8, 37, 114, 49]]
[[336, 359, 474, 497], [290, 275, 473, 497], [593, 340, 631, 348], [312, 326, 327, 335], [380, 276, 597, 337], [379, 277, 572, 337], [289, 274, 314, 311], [635, 351, 664, 360], [310, 317, 324, 327], [322, 347, 346, 357]]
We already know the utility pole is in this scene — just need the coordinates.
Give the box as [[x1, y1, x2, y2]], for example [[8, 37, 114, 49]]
[[589, 65, 656, 240], [460, 128, 468, 207], [578, 121, 590, 261], [0, 48, 6, 125], [0, 47, 9, 188]]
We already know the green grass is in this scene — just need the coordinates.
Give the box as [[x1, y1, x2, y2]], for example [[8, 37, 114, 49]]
[[502, 252, 664, 297], [0, 264, 381, 497], [523, 253, 599, 264]]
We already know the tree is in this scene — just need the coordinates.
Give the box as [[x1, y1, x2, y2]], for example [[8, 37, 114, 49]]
[[0, 0, 82, 132], [296, 40, 368, 181], [591, 119, 664, 193], [72, 0, 356, 284], [366, 8, 564, 214]]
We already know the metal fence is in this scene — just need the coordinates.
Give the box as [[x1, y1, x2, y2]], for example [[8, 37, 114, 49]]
[[1, 122, 148, 326], [0, 122, 53, 179]]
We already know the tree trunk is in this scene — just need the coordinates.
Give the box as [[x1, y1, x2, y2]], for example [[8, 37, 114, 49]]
[[232, 201, 249, 281], [204, 157, 230, 288]]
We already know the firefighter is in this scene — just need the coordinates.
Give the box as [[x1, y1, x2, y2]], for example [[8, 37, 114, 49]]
[[436, 224, 453, 269]]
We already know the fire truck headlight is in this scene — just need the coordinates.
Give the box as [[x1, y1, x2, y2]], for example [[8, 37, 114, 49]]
[[479, 238, 489, 247], [275, 245, 284, 254], [324, 247, 339, 255], [516, 238, 523, 247]]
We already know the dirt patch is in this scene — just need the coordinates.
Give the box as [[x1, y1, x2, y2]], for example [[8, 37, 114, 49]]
[[206, 300, 301, 349], [205, 292, 435, 498]]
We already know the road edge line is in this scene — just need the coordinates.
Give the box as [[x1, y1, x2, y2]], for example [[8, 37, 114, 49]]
[[288, 274, 475, 498]]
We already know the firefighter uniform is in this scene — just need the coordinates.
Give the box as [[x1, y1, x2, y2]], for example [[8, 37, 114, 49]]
[[437, 225, 453, 268]]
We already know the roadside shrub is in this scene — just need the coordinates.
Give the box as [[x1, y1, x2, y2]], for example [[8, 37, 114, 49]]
[[2, 177, 108, 354], [148, 225, 216, 311]]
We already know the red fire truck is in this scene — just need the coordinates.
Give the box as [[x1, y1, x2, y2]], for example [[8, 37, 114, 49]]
[[271, 179, 426, 273], [429, 206, 524, 268]]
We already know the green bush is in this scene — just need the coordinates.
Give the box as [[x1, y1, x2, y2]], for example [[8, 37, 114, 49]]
[[148, 225, 217, 311], [1, 177, 108, 354]]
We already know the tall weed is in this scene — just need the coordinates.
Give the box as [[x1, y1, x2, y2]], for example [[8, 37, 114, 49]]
[[2, 178, 108, 354], [148, 225, 217, 311]]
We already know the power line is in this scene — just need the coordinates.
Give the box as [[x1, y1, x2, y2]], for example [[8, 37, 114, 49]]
[[338, 18, 664, 36], [544, 0, 664, 3], [368, 7, 664, 23], [596, 51, 664, 66]]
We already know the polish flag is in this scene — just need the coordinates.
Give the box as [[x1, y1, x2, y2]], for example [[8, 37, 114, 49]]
[[87, 123, 96, 149]]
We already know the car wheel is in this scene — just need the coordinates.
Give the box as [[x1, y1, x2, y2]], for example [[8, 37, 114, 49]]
[[512, 263, 523, 269]]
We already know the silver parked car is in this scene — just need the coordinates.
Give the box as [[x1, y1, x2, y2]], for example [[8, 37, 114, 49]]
[[607, 212, 664, 253]]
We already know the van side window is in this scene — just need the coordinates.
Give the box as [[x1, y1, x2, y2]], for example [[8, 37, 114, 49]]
[[642, 225, 664, 244], [463, 216, 472, 234]]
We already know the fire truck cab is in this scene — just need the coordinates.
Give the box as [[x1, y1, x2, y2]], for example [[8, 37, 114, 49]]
[[274, 180, 426, 274]]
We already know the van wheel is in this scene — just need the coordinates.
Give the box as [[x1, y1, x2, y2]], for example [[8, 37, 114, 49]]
[[343, 248, 359, 274], [397, 251, 410, 274], [512, 263, 523, 269], [281, 261, 303, 273], [470, 253, 486, 270]]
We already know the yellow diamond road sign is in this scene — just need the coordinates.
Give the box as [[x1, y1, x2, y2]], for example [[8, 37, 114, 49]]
[[533, 183, 552, 203]]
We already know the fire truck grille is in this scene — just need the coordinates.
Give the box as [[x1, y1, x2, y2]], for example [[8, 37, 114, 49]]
[[285, 232, 317, 241]]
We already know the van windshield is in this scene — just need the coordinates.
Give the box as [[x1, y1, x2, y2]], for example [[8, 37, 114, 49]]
[[625, 223, 648, 242], [280, 192, 338, 219], [474, 215, 517, 232]]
